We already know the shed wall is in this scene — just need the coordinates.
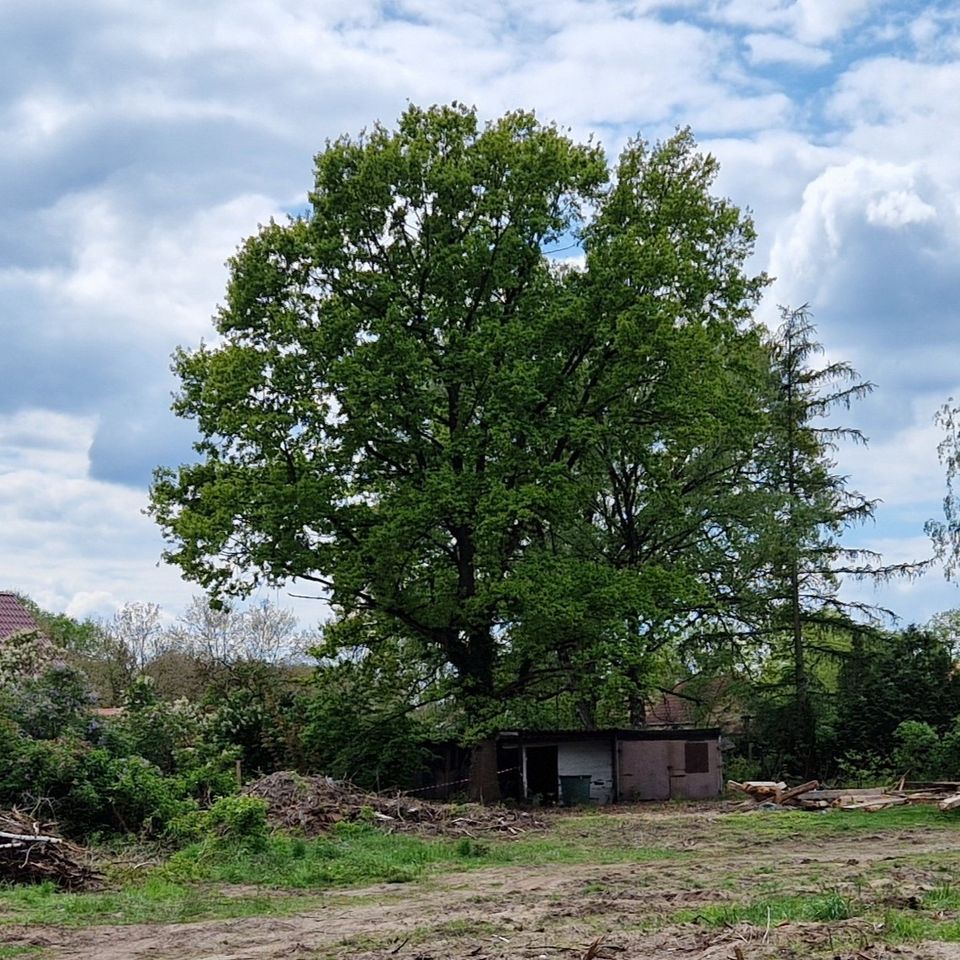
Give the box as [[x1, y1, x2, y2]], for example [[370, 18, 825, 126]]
[[617, 737, 721, 800], [557, 740, 614, 804], [679, 739, 723, 798], [618, 740, 671, 800]]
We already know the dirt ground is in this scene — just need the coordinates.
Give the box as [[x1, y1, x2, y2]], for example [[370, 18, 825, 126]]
[[5, 805, 960, 960]]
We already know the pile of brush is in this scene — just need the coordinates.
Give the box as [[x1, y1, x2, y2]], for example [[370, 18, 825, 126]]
[[0, 809, 101, 890], [244, 771, 546, 838]]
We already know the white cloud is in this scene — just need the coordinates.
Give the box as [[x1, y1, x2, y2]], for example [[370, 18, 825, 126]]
[[866, 190, 937, 228], [13, 189, 281, 343], [0, 410, 96, 477], [828, 59, 960, 179], [0, 410, 171, 615], [768, 157, 943, 303], [0, 408, 328, 625], [744, 31, 830, 66], [838, 400, 948, 508], [708, 0, 872, 43]]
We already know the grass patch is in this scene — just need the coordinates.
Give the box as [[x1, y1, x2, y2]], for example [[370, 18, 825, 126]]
[[162, 821, 683, 889], [7, 803, 948, 936], [0, 877, 317, 927], [878, 910, 960, 944], [716, 803, 959, 843], [685, 890, 859, 927], [0, 819, 682, 928]]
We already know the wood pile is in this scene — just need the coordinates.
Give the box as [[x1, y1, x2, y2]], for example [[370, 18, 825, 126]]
[[728, 779, 960, 813], [243, 771, 546, 838], [0, 809, 101, 890]]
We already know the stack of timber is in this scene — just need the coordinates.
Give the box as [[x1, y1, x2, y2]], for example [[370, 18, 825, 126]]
[[0, 809, 101, 890], [728, 779, 960, 812]]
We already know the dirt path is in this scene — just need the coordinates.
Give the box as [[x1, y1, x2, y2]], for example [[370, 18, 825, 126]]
[[5, 810, 960, 960]]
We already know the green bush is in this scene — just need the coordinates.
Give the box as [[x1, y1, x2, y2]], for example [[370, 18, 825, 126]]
[[893, 721, 941, 780], [936, 718, 960, 779], [835, 750, 894, 787], [0, 663, 90, 740], [205, 795, 269, 848], [106, 756, 191, 834], [723, 754, 763, 785]]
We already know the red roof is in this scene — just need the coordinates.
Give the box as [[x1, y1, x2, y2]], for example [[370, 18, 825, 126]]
[[0, 592, 40, 641], [646, 691, 698, 726], [645, 677, 743, 730]]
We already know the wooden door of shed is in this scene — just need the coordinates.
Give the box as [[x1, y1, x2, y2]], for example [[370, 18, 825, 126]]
[[618, 739, 672, 800]]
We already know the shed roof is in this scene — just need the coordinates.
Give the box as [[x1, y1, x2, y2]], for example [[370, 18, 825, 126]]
[[498, 727, 720, 744], [0, 592, 40, 641]]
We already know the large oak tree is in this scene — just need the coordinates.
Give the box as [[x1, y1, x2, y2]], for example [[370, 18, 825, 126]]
[[150, 105, 769, 737]]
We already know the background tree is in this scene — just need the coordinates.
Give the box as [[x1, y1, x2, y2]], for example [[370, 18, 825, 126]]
[[928, 401, 960, 579], [149, 104, 771, 751], [835, 624, 960, 763], [744, 306, 915, 776], [108, 602, 165, 674]]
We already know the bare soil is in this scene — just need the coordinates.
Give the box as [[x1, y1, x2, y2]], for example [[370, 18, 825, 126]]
[[5, 805, 960, 960]]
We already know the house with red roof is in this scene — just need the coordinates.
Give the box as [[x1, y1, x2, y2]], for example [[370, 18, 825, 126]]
[[0, 591, 40, 642]]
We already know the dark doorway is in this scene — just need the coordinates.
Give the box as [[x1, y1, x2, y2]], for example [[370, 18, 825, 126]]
[[525, 745, 559, 803], [497, 742, 523, 800]]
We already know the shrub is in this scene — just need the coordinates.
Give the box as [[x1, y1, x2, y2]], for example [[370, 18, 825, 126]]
[[0, 663, 91, 740], [835, 750, 895, 787], [892, 721, 941, 780], [106, 756, 191, 834], [205, 795, 269, 849], [936, 717, 960, 779]]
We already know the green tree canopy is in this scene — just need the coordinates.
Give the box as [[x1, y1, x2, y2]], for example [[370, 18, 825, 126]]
[[150, 104, 769, 722], [836, 624, 960, 760]]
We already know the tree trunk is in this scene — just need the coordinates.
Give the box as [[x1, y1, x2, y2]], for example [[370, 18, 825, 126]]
[[467, 738, 500, 802]]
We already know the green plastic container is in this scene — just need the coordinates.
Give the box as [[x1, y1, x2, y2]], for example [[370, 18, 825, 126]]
[[559, 775, 592, 805]]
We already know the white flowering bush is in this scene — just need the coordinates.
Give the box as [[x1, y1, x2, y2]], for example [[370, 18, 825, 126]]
[[0, 628, 61, 687]]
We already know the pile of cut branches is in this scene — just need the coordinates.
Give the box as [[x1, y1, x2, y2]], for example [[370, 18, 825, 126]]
[[244, 771, 546, 839], [0, 809, 101, 890]]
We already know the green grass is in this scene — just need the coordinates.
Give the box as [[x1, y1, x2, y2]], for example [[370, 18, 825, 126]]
[[161, 821, 684, 889], [0, 877, 318, 927], [716, 803, 960, 843], [683, 890, 859, 927], [3, 803, 956, 935], [881, 910, 960, 943], [679, 889, 960, 944], [0, 820, 683, 928]]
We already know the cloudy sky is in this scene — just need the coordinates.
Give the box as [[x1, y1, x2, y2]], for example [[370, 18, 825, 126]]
[[2, 0, 959, 628]]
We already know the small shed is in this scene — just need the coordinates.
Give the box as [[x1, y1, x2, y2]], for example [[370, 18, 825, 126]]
[[495, 728, 722, 804]]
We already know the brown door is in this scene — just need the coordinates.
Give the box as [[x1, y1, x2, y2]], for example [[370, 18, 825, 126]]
[[618, 740, 671, 800]]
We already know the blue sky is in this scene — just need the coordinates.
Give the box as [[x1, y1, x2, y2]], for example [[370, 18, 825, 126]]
[[2, 0, 959, 627]]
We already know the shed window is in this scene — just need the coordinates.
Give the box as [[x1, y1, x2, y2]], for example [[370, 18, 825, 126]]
[[684, 741, 709, 774]]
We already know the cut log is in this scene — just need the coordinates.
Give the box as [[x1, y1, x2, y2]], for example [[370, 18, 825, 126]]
[[938, 793, 960, 812], [802, 787, 891, 801], [777, 780, 820, 805], [904, 781, 960, 792], [837, 797, 908, 812], [742, 781, 787, 791], [738, 781, 787, 800], [896, 791, 950, 804]]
